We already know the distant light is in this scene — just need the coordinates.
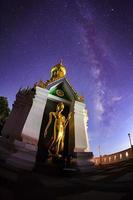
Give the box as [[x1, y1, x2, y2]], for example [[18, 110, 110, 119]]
[[126, 152, 128, 157], [120, 153, 122, 159]]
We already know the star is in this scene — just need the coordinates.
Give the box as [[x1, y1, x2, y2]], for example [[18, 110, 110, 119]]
[[64, 3, 68, 8], [129, 51, 132, 56], [77, 41, 81, 45]]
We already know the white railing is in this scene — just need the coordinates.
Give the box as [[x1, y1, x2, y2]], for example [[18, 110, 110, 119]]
[[93, 147, 133, 165]]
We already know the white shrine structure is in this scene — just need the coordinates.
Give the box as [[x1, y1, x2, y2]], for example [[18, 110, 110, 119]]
[[0, 62, 92, 170]]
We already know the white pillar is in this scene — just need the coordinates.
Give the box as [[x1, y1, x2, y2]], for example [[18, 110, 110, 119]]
[[74, 101, 90, 152], [22, 86, 49, 145]]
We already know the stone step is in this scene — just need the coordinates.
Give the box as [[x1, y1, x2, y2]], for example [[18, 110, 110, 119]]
[[6, 156, 34, 170]]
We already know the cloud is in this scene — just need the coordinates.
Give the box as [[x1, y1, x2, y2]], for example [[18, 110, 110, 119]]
[[111, 96, 122, 102], [96, 99, 104, 113], [91, 67, 100, 79], [95, 96, 105, 121]]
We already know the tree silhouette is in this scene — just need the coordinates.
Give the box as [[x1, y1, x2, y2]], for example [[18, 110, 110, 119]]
[[0, 97, 10, 135]]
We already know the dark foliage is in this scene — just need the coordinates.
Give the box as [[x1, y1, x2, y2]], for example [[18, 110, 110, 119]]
[[0, 96, 10, 134]]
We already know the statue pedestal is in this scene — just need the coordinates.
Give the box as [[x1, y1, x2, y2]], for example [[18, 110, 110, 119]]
[[65, 152, 95, 173], [35, 151, 94, 173], [70, 152, 94, 172]]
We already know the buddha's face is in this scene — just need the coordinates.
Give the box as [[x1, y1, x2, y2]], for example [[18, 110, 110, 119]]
[[56, 102, 64, 112]]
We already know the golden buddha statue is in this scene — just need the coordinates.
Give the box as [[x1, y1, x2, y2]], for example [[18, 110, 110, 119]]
[[44, 102, 72, 156]]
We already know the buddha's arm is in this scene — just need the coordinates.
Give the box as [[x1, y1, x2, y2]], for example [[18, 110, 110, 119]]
[[65, 120, 68, 128], [44, 112, 53, 138], [65, 112, 72, 128]]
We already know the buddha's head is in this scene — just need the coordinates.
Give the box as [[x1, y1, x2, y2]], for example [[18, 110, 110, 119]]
[[56, 102, 64, 112]]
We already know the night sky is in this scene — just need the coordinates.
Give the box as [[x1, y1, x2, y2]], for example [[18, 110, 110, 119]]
[[0, 0, 133, 156]]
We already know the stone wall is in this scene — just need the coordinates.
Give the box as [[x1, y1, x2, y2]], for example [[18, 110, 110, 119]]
[[2, 88, 34, 140], [94, 147, 133, 165]]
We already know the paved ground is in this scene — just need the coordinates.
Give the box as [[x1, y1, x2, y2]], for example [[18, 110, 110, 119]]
[[0, 158, 133, 200]]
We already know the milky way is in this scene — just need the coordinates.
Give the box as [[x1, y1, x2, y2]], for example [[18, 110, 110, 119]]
[[74, 0, 133, 155], [0, 0, 133, 156]]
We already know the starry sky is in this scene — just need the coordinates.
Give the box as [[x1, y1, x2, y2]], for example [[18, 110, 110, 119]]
[[0, 0, 133, 156]]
